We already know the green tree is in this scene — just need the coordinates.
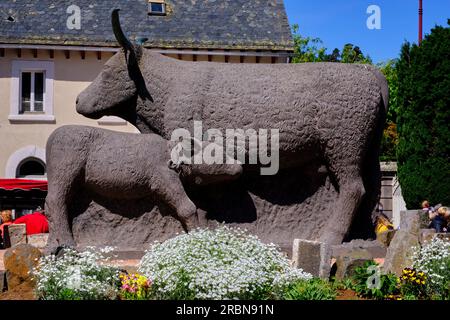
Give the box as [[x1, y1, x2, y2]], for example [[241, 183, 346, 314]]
[[339, 43, 373, 64], [396, 21, 450, 208], [290, 25, 372, 64]]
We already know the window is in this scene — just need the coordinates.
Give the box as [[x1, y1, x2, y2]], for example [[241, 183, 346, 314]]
[[20, 71, 45, 114], [10, 61, 55, 123], [148, 1, 166, 15], [16, 158, 46, 179]]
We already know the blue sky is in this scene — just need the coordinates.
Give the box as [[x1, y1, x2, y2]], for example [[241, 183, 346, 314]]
[[283, 0, 450, 63]]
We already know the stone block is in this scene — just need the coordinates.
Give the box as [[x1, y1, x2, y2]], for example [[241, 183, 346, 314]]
[[383, 210, 420, 275], [292, 239, 332, 279], [3, 224, 27, 248], [4, 244, 42, 290], [27, 233, 49, 249]]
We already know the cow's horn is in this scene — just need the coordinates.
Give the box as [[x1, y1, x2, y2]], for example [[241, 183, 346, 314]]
[[111, 9, 134, 52]]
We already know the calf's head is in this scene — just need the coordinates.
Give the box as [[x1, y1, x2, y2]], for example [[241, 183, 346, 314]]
[[76, 9, 151, 121]]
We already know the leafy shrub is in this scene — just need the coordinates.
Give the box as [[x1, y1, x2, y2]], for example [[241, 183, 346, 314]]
[[119, 273, 152, 300], [32, 247, 120, 300], [138, 226, 312, 300], [351, 261, 399, 300], [412, 237, 450, 299], [281, 278, 336, 300]]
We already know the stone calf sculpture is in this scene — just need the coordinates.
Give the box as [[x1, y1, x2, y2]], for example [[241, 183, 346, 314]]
[[75, 10, 389, 245], [45, 125, 242, 250]]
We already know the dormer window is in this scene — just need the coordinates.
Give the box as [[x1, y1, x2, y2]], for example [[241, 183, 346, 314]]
[[148, 1, 166, 16]]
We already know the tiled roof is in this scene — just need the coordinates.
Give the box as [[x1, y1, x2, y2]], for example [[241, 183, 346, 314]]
[[0, 0, 294, 51]]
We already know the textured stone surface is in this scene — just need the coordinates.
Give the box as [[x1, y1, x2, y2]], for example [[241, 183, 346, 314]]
[[332, 240, 387, 259], [4, 244, 42, 290], [45, 11, 388, 250], [3, 224, 27, 248], [27, 234, 49, 249], [383, 211, 420, 275], [0, 0, 293, 50], [292, 239, 331, 279]]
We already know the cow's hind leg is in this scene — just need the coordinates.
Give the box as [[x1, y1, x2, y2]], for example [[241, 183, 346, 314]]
[[319, 161, 366, 245]]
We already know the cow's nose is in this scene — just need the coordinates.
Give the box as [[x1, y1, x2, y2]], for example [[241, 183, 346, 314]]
[[76, 97, 79, 105]]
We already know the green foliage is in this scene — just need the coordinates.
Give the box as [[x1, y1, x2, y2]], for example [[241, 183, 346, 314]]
[[351, 261, 400, 300], [339, 43, 372, 64], [396, 22, 450, 208], [291, 25, 372, 64], [281, 278, 337, 300]]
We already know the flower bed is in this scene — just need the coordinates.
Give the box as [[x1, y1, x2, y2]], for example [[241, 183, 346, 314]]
[[30, 229, 450, 301]]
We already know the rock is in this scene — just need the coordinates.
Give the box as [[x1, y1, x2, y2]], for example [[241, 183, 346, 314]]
[[333, 249, 375, 280], [27, 233, 49, 249], [292, 239, 332, 279], [4, 244, 43, 290], [376, 230, 397, 247], [3, 224, 27, 248], [419, 229, 436, 245], [383, 210, 420, 275], [332, 239, 387, 259]]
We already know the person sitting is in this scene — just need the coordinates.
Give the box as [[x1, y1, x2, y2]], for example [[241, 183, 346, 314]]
[[430, 206, 448, 233], [0, 210, 13, 247], [13, 209, 49, 235]]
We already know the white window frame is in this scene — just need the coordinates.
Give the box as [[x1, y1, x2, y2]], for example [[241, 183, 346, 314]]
[[9, 60, 55, 123], [148, 1, 166, 15]]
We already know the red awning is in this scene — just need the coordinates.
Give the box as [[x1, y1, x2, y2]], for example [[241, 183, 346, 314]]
[[0, 179, 48, 192]]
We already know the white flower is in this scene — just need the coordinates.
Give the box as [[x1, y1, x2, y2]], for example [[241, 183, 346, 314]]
[[138, 226, 312, 300]]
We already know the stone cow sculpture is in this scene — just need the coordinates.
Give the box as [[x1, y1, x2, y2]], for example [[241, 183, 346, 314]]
[[45, 125, 242, 250], [75, 9, 389, 245]]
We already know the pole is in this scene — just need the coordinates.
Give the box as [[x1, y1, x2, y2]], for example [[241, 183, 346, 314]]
[[419, 0, 423, 45]]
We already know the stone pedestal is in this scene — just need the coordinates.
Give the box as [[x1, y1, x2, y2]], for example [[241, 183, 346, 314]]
[[4, 224, 27, 248], [292, 239, 332, 279]]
